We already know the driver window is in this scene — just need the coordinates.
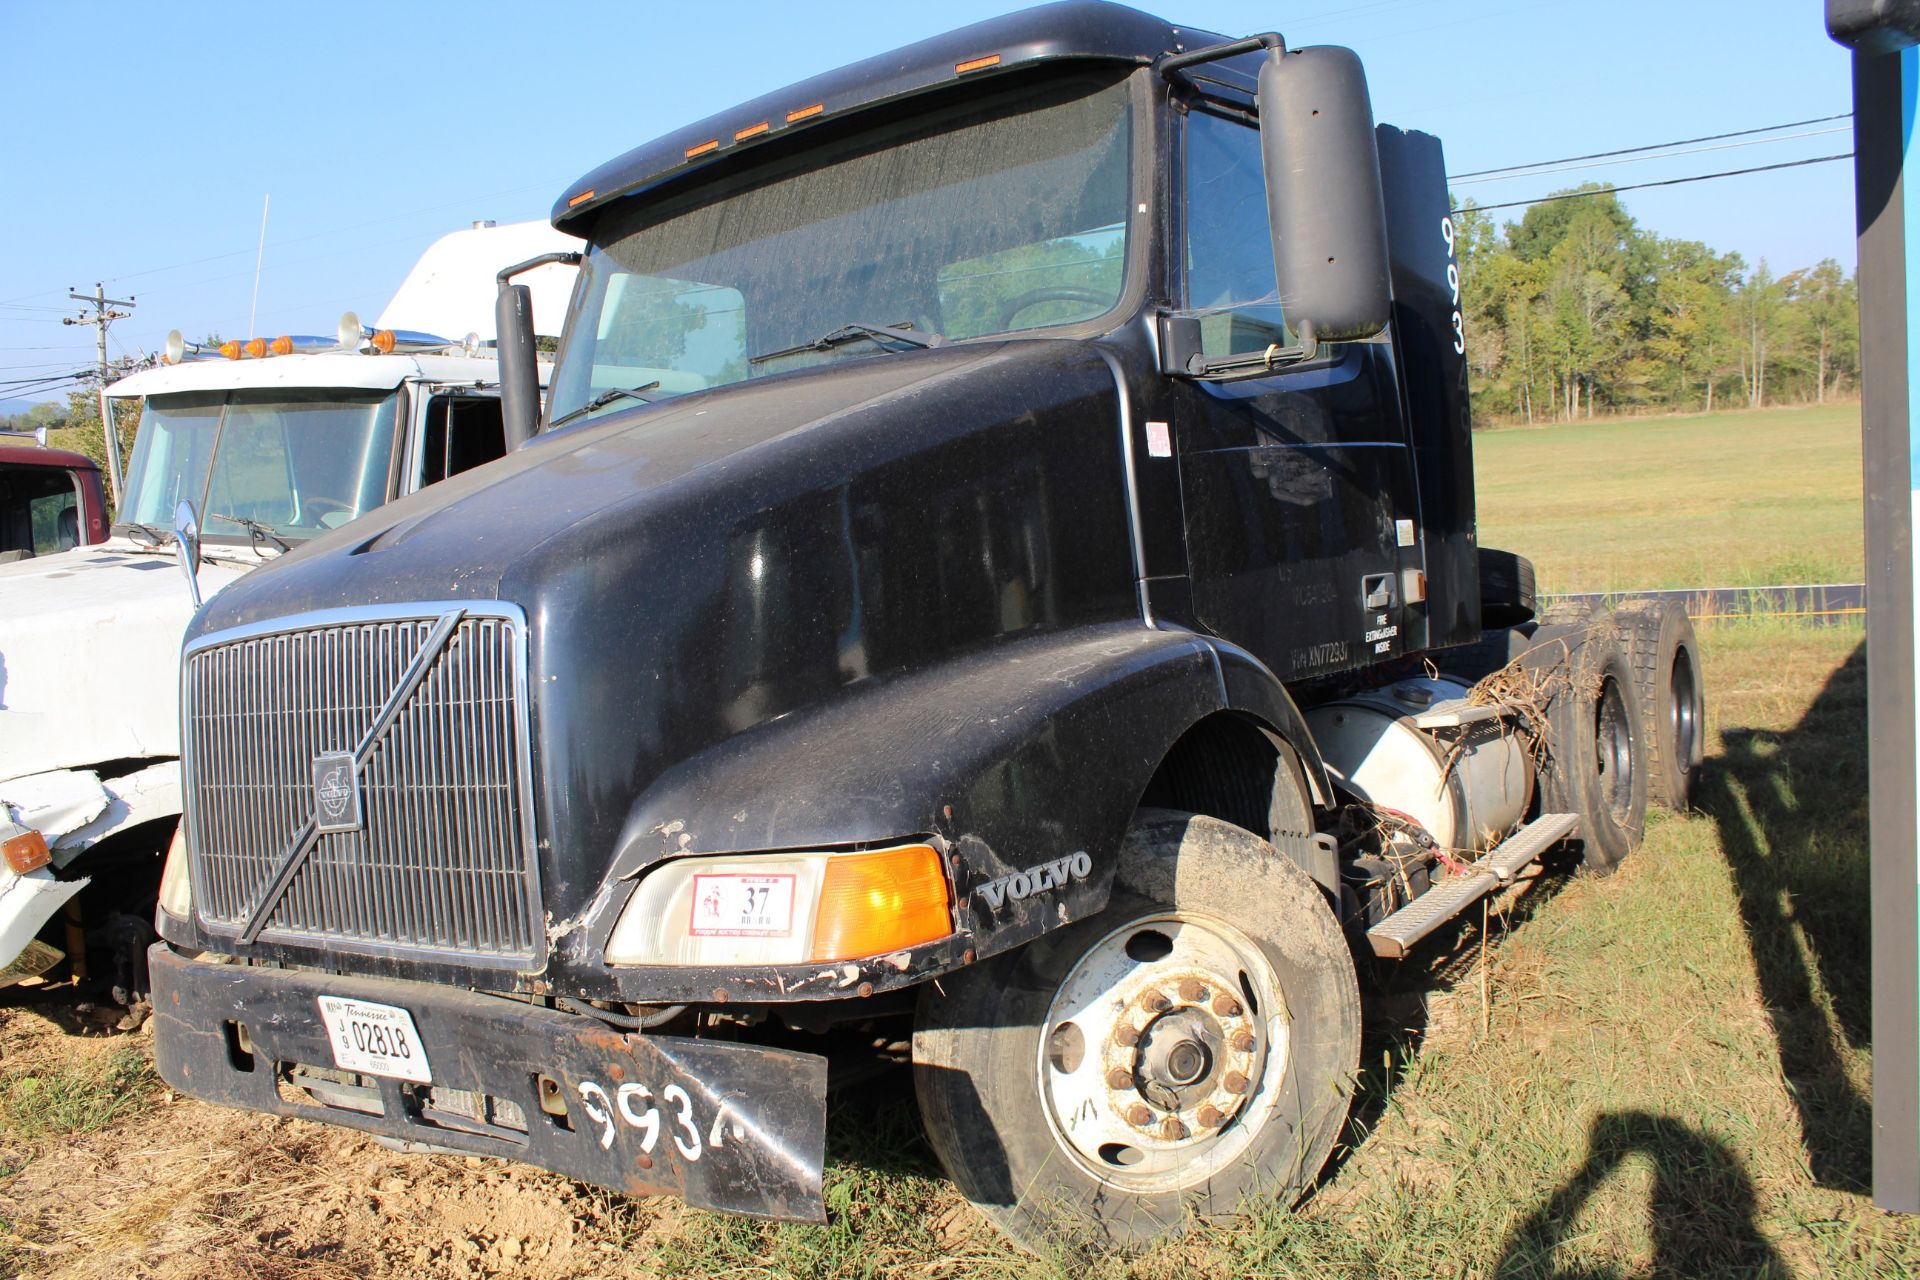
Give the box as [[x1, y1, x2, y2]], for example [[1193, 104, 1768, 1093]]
[[1185, 108, 1289, 358]]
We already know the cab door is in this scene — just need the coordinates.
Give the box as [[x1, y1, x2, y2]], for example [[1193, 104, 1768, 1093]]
[[1169, 103, 1421, 682]]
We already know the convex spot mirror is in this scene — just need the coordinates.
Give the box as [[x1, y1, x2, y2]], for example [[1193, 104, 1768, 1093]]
[[1256, 45, 1393, 349], [173, 499, 202, 609]]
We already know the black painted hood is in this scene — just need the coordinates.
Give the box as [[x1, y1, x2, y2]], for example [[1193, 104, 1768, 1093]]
[[192, 342, 1024, 636], [186, 337, 1140, 938]]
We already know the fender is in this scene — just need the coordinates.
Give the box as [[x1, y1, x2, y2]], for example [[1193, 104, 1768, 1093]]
[[572, 621, 1333, 981], [1202, 636, 1335, 809]]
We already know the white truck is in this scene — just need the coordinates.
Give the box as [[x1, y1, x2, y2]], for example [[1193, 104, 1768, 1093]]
[[0, 221, 578, 1003]]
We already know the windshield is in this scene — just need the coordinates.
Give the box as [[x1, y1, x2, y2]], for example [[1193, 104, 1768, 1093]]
[[547, 69, 1135, 425], [118, 389, 400, 542]]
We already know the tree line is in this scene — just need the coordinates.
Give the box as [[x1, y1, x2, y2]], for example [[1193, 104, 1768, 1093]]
[[1454, 185, 1858, 425]]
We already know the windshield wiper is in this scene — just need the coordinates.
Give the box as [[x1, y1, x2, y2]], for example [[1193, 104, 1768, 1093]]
[[548, 380, 662, 431], [116, 522, 171, 547], [749, 321, 945, 366], [211, 512, 292, 554]]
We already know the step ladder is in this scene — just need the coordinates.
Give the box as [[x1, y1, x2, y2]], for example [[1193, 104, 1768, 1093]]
[[1365, 812, 1580, 959]]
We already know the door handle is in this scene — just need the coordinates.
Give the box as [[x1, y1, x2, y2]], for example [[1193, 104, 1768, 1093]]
[[1362, 573, 1394, 611]]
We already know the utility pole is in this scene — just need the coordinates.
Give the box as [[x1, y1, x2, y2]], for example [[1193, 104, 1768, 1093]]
[[62, 282, 135, 508]]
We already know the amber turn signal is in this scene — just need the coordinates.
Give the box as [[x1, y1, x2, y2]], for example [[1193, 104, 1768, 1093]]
[[809, 844, 952, 962], [2, 825, 51, 875]]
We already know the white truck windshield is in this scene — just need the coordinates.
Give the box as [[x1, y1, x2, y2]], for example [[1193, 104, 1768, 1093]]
[[119, 389, 400, 543], [546, 70, 1135, 425]]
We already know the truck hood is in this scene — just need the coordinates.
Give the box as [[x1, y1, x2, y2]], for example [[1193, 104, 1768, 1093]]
[[0, 542, 255, 778], [185, 338, 1139, 924], [192, 341, 1041, 631]]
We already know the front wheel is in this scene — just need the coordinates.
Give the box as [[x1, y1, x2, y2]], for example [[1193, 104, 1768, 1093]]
[[913, 810, 1360, 1253]]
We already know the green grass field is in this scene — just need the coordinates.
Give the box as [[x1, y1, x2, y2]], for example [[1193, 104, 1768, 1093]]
[[1474, 403, 1865, 595]]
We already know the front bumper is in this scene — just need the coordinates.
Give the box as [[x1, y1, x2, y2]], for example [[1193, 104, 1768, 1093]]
[[149, 943, 829, 1222]]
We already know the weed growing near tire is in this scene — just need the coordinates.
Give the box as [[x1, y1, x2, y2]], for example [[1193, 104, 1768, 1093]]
[[1, 1045, 155, 1140]]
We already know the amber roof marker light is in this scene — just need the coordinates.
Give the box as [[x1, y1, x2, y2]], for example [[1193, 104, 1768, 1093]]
[[566, 189, 596, 209], [735, 121, 770, 141], [954, 53, 1002, 74], [785, 103, 824, 123], [685, 139, 720, 159]]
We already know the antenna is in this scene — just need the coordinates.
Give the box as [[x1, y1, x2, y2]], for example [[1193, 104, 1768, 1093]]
[[247, 193, 270, 337]]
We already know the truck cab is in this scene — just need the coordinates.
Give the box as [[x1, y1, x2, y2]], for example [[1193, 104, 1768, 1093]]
[[148, 2, 1692, 1250], [0, 221, 576, 997], [0, 438, 108, 562]]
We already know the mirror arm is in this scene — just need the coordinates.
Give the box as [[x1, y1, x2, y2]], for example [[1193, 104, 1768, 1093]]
[[1156, 32, 1286, 79]]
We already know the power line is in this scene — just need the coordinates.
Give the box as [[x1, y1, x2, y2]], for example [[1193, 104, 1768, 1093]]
[[1448, 112, 1852, 180], [1455, 152, 1854, 215], [1449, 126, 1852, 187]]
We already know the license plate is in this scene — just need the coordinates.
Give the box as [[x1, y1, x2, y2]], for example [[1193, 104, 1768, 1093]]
[[317, 996, 432, 1083], [689, 872, 796, 937]]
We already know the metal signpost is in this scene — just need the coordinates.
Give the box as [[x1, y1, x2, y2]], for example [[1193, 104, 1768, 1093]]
[[1829, 0, 1920, 1214]]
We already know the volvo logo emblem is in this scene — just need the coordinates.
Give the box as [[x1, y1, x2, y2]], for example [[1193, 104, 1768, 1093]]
[[311, 751, 363, 834]]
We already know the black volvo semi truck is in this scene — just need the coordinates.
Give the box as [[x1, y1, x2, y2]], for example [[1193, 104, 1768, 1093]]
[[148, 1, 1704, 1251]]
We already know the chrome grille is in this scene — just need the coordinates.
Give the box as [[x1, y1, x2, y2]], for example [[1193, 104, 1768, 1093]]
[[183, 604, 539, 965]]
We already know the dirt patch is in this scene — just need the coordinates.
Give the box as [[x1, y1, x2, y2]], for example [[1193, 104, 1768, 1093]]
[[0, 1000, 679, 1280]]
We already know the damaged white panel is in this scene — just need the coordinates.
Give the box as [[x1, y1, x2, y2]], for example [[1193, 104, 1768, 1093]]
[[0, 768, 109, 843], [0, 762, 181, 869], [0, 868, 87, 983]]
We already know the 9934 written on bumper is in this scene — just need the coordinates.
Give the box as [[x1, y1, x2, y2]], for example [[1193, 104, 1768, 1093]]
[[147, 945, 829, 1221]]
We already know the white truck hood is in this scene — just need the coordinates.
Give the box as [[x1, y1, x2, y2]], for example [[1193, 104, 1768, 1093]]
[[0, 540, 256, 779]]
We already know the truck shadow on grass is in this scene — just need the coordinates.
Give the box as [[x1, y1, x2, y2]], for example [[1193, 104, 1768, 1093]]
[[1699, 638, 1871, 1193], [1493, 1109, 1791, 1279]]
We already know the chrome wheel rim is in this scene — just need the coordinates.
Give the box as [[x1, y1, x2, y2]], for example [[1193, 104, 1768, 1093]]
[[1037, 911, 1289, 1192]]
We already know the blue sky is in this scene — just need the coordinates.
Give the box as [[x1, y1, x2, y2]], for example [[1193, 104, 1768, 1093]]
[[0, 0, 1851, 404]]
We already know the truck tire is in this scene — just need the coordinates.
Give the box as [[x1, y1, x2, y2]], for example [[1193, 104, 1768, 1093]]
[[1536, 598, 1597, 627], [913, 808, 1360, 1253], [1528, 621, 1647, 875], [1478, 548, 1537, 628], [1611, 599, 1704, 810]]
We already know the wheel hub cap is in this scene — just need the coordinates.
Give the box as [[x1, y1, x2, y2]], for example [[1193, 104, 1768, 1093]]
[[1038, 913, 1290, 1192]]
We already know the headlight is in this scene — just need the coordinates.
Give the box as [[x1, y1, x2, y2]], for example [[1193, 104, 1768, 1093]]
[[158, 824, 193, 920], [605, 843, 953, 966]]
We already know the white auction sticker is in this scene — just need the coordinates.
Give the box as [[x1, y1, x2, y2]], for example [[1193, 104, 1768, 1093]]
[[317, 996, 432, 1084], [689, 873, 797, 937]]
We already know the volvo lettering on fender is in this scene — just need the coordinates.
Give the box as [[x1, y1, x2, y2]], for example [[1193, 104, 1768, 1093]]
[[975, 851, 1093, 910]]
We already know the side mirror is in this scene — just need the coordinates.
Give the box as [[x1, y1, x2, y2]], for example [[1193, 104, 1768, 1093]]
[[495, 282, 540, 451], [1257, 45, 1393, 349], [173, 499, 202, 609]]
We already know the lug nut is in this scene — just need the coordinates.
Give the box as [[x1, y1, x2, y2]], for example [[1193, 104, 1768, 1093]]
[[1196, 1104, 1225, 1129], [1115, 1023, 1141, 1048], [1142, 990, 1172, 1013], [1212, 993, 1243, 1018], [1178, 977, 1208, 1003], [1223, 1070, 1249, 1095], [1107, 1067, 1134, 1090], [1126, 1103, 1154, 1127], [1160, 1116, 1190, 1141], [1230, 1030, 1256, 1053]]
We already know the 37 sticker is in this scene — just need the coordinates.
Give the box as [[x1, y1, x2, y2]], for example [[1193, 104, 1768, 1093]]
[[689, 873, 796, 937]]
